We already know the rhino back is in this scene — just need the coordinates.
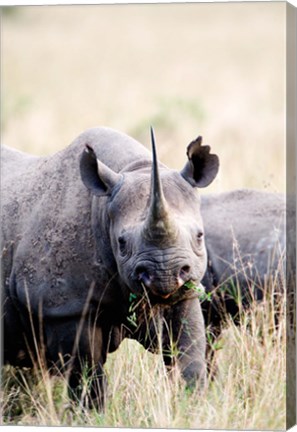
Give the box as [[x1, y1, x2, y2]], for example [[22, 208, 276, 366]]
[[1, 127, 151, 231], [72, 127, 152, 172], [201, 189, 285, 288]]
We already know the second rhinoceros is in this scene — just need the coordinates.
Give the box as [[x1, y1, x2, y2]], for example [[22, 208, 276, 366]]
[[200, 189, 287, 332]]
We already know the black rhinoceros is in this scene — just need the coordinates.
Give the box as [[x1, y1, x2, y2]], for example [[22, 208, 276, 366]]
[[1, 127, 219, 407]]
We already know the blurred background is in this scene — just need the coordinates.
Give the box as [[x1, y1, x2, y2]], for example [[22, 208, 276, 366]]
[[2, 3, 286, 193]]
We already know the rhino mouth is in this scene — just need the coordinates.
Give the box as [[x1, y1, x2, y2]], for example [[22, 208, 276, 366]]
[[126, 281, 205, 330], [140, 280, 202, 305]]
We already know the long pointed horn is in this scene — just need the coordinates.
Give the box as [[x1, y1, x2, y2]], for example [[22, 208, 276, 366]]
[[143, 127, 177, 241], [149, 126, 168, 220]]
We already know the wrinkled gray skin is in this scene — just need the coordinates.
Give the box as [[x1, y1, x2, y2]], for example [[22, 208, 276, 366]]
[[1, 127, 219, 408], [200, 189, 286, 330]]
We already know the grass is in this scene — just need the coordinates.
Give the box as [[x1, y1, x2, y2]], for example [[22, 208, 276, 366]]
[[1, 271, 287, 429]]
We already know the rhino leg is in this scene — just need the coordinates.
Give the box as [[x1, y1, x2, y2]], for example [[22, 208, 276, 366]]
[[44, 318, 107, 410], [162, 297, 206, 390], [68, 355, 107, 410]]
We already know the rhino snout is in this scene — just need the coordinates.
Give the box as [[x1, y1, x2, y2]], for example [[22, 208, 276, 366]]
[[134, 262, 193, 298]]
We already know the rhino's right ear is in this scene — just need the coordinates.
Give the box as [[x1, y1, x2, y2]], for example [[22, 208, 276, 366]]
[[80, 144, 123, 196], [180, 136, 219, 188]]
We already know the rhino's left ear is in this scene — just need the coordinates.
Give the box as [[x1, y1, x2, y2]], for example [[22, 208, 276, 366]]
[[180, 136, 219, 188], [80, 144, 122, 196]]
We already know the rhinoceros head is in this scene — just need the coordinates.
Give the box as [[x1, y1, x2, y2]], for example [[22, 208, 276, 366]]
[[80, 129, 219, 301]]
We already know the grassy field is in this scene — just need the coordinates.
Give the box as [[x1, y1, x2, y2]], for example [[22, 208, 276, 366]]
[[1, 278, 286, 429], [1, 3, 288, 429]]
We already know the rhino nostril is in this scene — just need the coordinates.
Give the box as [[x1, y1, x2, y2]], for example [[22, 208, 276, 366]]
[[179, 265, 191, 281], [135, 266, 152, 288], [181, 265, 191, 274]]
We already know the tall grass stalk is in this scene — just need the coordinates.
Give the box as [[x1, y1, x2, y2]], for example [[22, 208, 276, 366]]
[[1, 270, 286, 429]]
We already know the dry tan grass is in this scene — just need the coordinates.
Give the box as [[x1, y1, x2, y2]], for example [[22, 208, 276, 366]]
[[1, 285, 286, 429]]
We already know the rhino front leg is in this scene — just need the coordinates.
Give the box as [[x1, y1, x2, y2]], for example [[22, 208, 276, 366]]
[[162, 297, 206, 390], [68, 355, 107, 410], [44, 319, 107, 409]]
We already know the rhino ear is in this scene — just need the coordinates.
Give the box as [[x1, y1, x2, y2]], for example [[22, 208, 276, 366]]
[[180, 136, 219, 188], [80, 144, 122, 196]]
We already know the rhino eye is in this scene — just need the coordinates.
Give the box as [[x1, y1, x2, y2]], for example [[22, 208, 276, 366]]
[[118, 235, 127, 255]]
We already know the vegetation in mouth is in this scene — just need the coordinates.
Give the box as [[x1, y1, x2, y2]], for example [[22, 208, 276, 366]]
[[183, 281, 213, 302], [127, 292, 139, 328], [126, 280, 213, 328]]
